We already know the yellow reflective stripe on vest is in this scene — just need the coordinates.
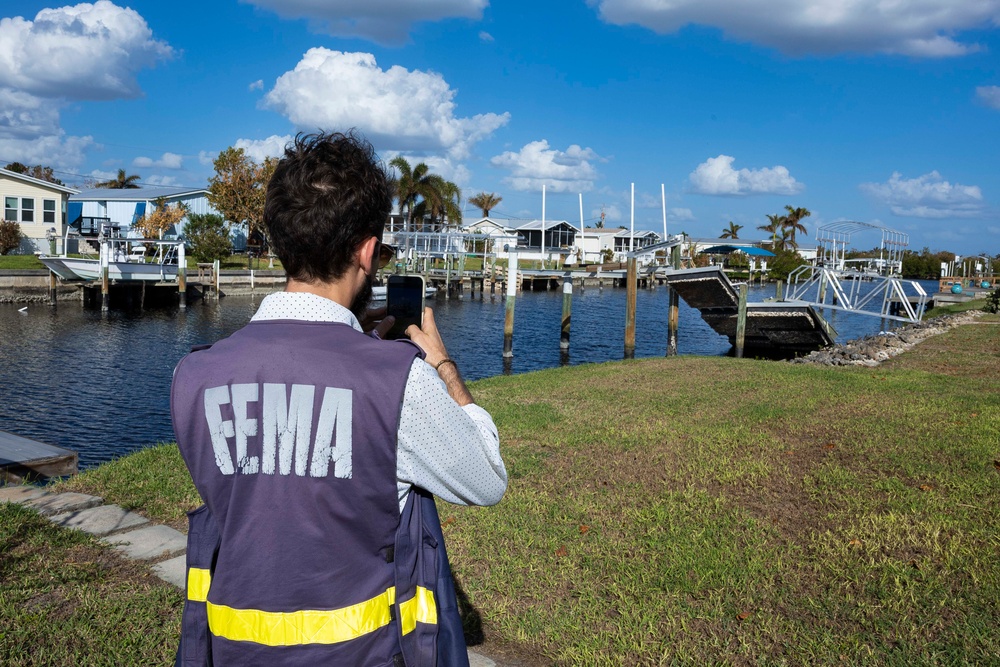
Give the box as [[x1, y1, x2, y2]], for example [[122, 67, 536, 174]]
[[187, 568, 211, 603], [186, 567, 438, 647], [399, 586, 437, 635]]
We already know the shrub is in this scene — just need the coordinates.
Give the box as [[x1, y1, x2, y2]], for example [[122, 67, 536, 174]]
[[984, 288, 1000, 314], [184, 213, 231, 263], [0, 219, 23, 255], [767, 249, 809, 281]]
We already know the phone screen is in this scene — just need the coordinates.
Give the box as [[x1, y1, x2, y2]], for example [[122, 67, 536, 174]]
[[385, 275, 425, 339]]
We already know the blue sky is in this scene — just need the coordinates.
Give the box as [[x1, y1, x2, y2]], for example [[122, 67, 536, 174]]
[[3, 0, 999, 254]]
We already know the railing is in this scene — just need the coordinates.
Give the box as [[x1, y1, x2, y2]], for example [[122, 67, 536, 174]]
[[785, 265, 927, 323]]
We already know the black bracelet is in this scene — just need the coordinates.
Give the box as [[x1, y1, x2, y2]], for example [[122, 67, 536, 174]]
[[435, 358, 456, 371]]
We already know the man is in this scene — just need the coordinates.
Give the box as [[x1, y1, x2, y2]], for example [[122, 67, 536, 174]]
[[171, 131, 507, 666]]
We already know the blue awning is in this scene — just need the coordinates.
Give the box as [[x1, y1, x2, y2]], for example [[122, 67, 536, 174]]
[[701, 244, 775, 257]]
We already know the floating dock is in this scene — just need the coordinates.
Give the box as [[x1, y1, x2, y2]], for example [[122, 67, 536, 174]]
[[0, 431, 78, 483], [663, 266, 836, 352]]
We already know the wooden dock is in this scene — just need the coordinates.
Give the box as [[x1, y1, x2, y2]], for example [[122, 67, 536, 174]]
[[0, 431, 78, 483]]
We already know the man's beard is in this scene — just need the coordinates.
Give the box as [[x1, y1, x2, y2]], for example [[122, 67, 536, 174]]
[[350, 272, 374, 320]]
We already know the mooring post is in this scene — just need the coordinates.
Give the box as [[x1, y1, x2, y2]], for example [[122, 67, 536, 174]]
[[817, 273, 827, 305], [445, 253, 452, 299], [100, 239, 110, 313], [776, 279, 784, 302], [503, 252, 517, 358], [177, 240, 187, 310], [666, 285, 679, 356], [624, 257, 637, 359], [48, 271, 57, 306], [735, 282, 748, 359], [213, 259, 221, 299], [457, 252, 466, 299], [560, 274, 572, 352]]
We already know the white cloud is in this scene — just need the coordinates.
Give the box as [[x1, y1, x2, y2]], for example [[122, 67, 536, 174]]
[[89, 168, 117, 181], [249, 79, 264, 91], [234, 135, 293, 162], [0, 1, 173, 101], [263, 49, 509, 160], [244, 0, 487, 44], [143, 174, 180, 186], [860, 171, 985, 218], [198, 150, 217, 167], [689, 155, 803, 196], [491, 140, 602, 193], [133, 152, 183, 169], [0, 87, 92, 167], [668, 207, 695, 221], [0, 3, 169, 169], [589, 0, 998, 57], [479, 31, 494, 42], [976, 85, 1000, 110]]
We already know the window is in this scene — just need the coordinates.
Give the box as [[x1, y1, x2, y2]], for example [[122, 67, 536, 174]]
[[43, 199, 56, 225], [21, 198, 34, 223], [4, 197, 16, 222]]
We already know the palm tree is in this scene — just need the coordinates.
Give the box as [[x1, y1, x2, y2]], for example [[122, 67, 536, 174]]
[[758, 213, 784, 248], [774, 228, 794, 252], [468, 192, 502, 218], [389, 157, 437, 231], [782, 205, 811, 245], [96, 168, 141, 189], [412, 176, 462, 230], [720, 221, 743, 239]]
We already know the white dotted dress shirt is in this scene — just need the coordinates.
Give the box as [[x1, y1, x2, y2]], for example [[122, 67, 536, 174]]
[[251, 292, 507, 511]]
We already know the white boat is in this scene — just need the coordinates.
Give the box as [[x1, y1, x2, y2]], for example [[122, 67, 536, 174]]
[[38, 255, 179, 283]]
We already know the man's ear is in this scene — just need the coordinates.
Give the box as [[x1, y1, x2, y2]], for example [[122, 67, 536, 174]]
[[356, 236, 379, 274]]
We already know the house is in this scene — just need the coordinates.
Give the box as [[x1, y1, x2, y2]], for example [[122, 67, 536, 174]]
[[574, 228, 621, 264], [0, 168, 80, 254], [69, 186, 218, 239], [511, 219, 579, 263]]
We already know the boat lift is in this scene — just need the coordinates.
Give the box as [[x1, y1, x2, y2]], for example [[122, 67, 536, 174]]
[[785, 221, 927, 323]]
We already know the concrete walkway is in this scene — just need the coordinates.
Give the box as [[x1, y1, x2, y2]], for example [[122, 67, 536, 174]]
[[0, 485, 499, 667]]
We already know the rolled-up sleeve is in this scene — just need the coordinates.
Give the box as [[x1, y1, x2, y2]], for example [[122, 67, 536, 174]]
[[396, 358, 507, 508]]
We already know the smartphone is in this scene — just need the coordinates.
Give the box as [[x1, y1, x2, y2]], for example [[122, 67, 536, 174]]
[[385, 275, 425, 340]]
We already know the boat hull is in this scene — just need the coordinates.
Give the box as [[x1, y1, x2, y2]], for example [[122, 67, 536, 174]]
[[39, 256, 178, 283]]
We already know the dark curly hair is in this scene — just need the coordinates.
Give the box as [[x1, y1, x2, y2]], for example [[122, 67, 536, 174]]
[[264, 131, 392, 283]]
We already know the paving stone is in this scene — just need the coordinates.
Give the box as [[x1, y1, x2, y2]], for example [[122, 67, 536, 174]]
[[0, 486, 48, 504], [152, 555, 187, 589], [468, 651, 497, 667], [25, 492, 103, 516], [102, 524, 186, 561], [50, 504, 149, 536]]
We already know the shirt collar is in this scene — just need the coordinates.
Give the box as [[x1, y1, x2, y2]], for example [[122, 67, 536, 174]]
[[251, 292, 363, 332]]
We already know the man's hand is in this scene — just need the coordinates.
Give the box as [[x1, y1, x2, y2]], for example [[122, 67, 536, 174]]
[[404, 307, 448, 368], [406, 307, 474, 406], [359, 306, 395, 339]]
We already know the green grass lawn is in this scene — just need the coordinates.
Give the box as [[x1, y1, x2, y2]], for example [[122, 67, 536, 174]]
[[0, 255, 45, 269], [7, 314, 999, 665]]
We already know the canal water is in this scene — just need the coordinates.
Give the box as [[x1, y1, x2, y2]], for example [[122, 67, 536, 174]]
[[0, 282, 930, 468]]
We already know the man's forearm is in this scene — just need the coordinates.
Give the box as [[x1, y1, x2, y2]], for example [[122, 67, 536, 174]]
[[436, 361, 474, 406]]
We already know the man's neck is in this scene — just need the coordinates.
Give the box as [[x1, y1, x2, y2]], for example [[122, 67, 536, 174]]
[[285, 276, 355, 310]]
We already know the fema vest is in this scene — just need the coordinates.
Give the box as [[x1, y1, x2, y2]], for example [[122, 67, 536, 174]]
[[171, 320, 469, 666]]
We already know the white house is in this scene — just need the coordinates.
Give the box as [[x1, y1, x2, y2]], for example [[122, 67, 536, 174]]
[[510, 219, 579, 263], [1, 168, 79, 253], [69, 186, 218, 238]]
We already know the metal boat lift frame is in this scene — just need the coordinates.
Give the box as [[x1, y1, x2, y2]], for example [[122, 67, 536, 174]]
[[815, 220, 908, 276], [784, 265, 927, 323]]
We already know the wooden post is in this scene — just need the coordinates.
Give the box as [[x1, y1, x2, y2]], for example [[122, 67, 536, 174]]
[[817, 273, 826, 305], [735, 283, 748, 359], [457, 252, 466, 299], [666, 286, 679, 356], [48, 271, 57, 306], [479, 277, 484, 300], [560, 274, 572, 352], [776, 279, 783, 302], [624, 257, 637, 359], [100, 240, 110, 313], [445, 253, 452, 299], [177, 241, 187, 310], [213, 259, 221, 299], [503, 252, 517, 358]]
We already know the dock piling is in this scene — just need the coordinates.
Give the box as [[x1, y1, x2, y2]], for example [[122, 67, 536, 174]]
[[624, 257, 637, 359], [776, 280, 784, 301], [177, 241, 187, 310], [735, 283, 748, 358], [666, 286, 679, 356], [48, 271, 57, 306], [503, 254, 517, 358], [560, 274, 572, 352]]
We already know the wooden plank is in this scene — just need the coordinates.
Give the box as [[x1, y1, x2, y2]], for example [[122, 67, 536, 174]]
[[0, 431, 78, 483]]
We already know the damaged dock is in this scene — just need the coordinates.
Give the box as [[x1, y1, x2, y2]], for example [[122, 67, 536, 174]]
[[662, 266, 836, 353]]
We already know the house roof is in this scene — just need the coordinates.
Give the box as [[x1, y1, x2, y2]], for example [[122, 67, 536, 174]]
[[0, 168, 79, 195], [514, 219, 579, 232], [614, 229, 660, 238], [71, 186, 209, 201]]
